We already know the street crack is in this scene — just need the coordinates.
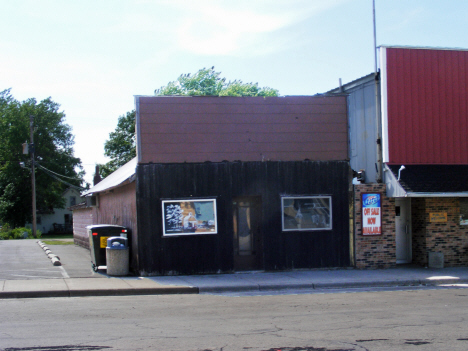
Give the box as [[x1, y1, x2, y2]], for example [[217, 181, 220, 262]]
[[2, 346, 112, 351]]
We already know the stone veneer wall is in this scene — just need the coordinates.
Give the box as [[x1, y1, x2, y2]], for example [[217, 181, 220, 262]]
[[412, 198, 468, 267], [354, 184, 396, 269]]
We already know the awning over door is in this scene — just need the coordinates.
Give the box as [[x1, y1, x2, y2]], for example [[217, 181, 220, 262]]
[[384, 164, 468, 197]]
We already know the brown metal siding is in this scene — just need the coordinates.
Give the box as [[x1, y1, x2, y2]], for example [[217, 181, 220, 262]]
[[93, 182, 138, 269], [137, 96, 348, 164], [385, 47, 468, 164], [96, 183, 137, 231], [72, 207, 94, 249]]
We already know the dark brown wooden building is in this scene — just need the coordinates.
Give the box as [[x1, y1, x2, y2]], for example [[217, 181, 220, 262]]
[[78, 95, 352, 275]]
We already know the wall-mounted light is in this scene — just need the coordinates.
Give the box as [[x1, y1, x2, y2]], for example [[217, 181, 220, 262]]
[[357, 169, 366, 183], [397, 165, 405, 181]]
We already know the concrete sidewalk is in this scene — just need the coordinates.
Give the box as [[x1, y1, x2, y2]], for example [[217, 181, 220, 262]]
[[150, 266, 468, 294], [1, 266, 468, 299], [0, 276, 198, 298], [1, 240, 468, 298]]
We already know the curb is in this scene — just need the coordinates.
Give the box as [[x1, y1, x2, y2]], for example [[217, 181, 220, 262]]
[[1, 279, 466, 299], [0, 286, 199, 299], [1, 278, 467, 299], [198, 278, 468, 294], [37, 240, 61, 266]]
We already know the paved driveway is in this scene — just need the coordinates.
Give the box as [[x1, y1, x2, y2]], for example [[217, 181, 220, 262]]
[[0, 239, 105, 280]]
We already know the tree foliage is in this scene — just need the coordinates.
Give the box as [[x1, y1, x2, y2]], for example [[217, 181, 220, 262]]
[[0, 89, 84, 227], [99, 110, 136, 178], [155, 67, 279, 97], [100, 67, 279, 179]]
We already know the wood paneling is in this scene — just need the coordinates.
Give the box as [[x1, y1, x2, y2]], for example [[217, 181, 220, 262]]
[[137, 96, 348, 164], [92, 183, 138, 270], [384, 47, 468, 164], [72, 208, 94, 249], [136, 160, 351, 275]]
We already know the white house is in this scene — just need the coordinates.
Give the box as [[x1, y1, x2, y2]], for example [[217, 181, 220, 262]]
[[32, 187, 81, 234]]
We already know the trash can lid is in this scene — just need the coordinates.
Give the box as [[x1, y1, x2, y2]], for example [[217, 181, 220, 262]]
[[87, 224, 127, 230], [106, 236, 128, 249]]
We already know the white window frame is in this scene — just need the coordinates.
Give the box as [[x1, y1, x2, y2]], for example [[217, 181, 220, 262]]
[[162, 198, 218, 236], [281, 196, 332, 231]]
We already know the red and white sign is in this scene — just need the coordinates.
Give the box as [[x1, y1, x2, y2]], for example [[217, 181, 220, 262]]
[[362, 193, 382, 236]]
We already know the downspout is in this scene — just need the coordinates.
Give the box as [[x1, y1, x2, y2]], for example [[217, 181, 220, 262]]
[[134, 95, 141, 275], [373, 0, 383, 183]]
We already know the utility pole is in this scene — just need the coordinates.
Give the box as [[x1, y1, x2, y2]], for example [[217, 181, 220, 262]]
[[30, 115, 37, 238]]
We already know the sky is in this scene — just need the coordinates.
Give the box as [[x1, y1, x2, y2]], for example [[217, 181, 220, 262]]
[[2, 0, 468, 185]]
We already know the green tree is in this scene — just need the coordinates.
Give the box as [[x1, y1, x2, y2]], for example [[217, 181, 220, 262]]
[[155, 67, 279, 97], [99, 110, 136, 178], [0, 89, 84, 227], [99, 67, 279, 179]]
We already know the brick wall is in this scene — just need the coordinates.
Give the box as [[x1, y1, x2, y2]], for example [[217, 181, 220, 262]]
[[354, 184, 396, 269], [354, 185, 468, 268], [412, 198, 468, 267], [411, 198, 427, 265]]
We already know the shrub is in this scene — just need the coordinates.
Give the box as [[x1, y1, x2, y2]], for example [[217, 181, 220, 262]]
[[0, 223, 12, 240], [0, 224, 42, 240]]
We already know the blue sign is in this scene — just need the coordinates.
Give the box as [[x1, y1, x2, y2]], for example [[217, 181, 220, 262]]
[[362, 194, 381, 208]]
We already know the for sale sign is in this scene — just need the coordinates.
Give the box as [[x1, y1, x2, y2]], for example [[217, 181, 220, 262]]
[[361, 193, 382, 236]]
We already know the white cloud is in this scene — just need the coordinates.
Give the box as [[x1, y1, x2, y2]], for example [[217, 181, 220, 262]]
[[166, 0, 349, 57], [2, 0, 358, 185], [104, 12, 169, 34]]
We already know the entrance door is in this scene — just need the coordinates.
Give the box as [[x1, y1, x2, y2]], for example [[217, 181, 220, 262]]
[[232, 197, 263, 271], [395, 198, 411, 264]]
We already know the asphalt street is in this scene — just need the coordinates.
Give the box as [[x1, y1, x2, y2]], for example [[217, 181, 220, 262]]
[[1, 289, 468, 350]]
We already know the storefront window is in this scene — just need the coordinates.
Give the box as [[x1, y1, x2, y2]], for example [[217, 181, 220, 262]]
[[282, 196, 332, 231]]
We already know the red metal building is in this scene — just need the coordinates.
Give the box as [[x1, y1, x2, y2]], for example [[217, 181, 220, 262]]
[[332, 46, 468, 269], [381, 47, 468, 165]]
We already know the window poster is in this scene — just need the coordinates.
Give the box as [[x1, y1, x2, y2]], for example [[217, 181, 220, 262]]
[[361, 193, 382, 236], [282, 196, 332, 231], [162, 199, 217, 236]]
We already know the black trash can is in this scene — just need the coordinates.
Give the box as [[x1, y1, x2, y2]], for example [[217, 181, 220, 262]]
[[87, 225, 130, 272]]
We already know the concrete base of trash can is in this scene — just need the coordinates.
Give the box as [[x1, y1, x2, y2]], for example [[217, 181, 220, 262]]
[[106, 248, 129, 276]]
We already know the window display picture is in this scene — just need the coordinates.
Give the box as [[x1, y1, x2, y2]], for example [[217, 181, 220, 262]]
[[162, 199, 217, 236], [282, 196, 332, 231]]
